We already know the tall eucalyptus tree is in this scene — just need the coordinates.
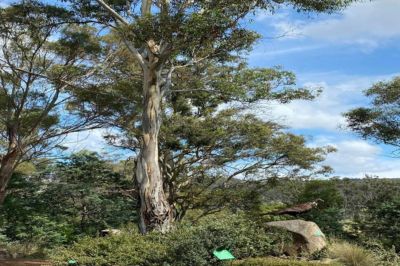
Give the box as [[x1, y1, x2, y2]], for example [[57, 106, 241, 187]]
[[61, 0, 358, 233]]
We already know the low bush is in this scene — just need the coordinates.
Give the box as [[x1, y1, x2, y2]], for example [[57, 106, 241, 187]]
[[360, 240, 400, 266], [50, 229, 167, 266], [50, 213, 291, 266], [362, 196, 400, 251], [0, 241, 46, 259], [165, 213, 290, 265]]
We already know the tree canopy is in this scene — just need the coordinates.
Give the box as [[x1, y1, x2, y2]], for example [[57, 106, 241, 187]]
[[345, 77, 400, 153]]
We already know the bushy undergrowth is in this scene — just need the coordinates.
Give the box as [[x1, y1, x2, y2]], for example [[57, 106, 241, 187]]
[[50, 213, 291, 266], [0, 241, 47, 259], [359, 240, 400, 266]]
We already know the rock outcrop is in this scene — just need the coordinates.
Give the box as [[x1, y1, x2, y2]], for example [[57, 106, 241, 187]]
[[266, 220, 326, 254]]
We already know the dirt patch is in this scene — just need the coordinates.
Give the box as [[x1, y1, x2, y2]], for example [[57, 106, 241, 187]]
[[0, 259, 51, 266]]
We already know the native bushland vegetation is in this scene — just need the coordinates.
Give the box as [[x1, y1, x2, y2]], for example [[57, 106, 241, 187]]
[[0, 0, 399, 265]]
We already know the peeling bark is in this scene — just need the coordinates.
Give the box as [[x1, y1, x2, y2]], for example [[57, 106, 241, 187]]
[[136, 67, 173, 234]]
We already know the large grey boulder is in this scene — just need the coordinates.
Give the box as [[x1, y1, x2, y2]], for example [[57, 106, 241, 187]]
[[266, 220, 326, 254]]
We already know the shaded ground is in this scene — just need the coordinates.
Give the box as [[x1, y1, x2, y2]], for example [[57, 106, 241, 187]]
[[233, 257, 339, 265], [0, 259, 51, 266]]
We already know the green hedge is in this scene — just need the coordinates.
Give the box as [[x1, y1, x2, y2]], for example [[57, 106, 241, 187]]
[[51, 213, 291, 266]]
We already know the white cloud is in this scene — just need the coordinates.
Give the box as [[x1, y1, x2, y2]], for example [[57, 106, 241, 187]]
[[298, 0, 400, 48], [63, 129, 109, 153], [312, 138, 400, 178], [252, 72, 400, 178], [258, 0, 400, 51], [249, 44, 322, 58], [254, 73, 399, 132]]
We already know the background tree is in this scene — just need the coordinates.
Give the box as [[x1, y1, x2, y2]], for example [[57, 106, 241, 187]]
[[0, 152, 135, 247], [0, 2, 107, 203], [345, 77, 400, 155]]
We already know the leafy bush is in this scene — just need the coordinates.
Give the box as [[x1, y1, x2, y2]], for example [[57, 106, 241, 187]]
[[0, 241, 46, 259], [165, 213, 290, 265], [328, 242, 378, 266], [360, 239, 400, 266], [51, 228, 167, 266], [50, 213, 291, 266], [362, 196, 400, 251]]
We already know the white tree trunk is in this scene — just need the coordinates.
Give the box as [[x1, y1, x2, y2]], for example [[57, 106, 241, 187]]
[[136, 67, 173, 233]]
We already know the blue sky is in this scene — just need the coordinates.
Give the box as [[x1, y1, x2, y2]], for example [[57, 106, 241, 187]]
[[246, 0, 400, 178], [2, 0, 399, 178]]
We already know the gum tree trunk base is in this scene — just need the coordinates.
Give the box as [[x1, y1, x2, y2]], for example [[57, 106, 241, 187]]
[[136, 67, 173, 234]]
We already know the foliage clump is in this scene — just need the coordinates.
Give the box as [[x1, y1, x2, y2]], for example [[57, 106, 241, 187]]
[[361, 196, 400, 251], [0, 152, 134, 248], [50, 213, 291, 266]]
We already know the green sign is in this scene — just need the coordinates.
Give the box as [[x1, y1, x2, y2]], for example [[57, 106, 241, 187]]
[[213, 249, 235, 261], [68, 259, 77, 265], [314, 229, 324, 237]]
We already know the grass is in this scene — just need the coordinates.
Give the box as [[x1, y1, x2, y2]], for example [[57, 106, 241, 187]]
[[328, 242, 378, 266]]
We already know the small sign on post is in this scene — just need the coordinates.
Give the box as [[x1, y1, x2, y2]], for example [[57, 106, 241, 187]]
[[213, 249, 235, 265]]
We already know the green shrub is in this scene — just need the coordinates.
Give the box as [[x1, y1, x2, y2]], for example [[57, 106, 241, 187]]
[[51, 229, 167, 266], [360, 240, 400, 266], [0, 240, 46, 259], [165, 213, 290, 265], [362, 196, 400, 251], [50, 213, 290, 266]]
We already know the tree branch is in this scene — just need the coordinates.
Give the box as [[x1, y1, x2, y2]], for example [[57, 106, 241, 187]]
[[95, 0, 130, 26], [141, 0, 152, 16], [95, 0, 145, 67]]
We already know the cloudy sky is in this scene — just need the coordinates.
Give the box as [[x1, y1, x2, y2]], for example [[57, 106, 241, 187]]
[[247, 0, 400, 178]]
